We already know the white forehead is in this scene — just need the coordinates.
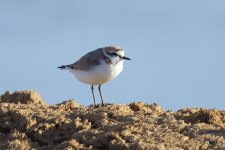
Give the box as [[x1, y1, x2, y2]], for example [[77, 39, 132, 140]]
[[109, 46, 125, 56], [118, 50, 125, 56], [103, 46, 125, 57]]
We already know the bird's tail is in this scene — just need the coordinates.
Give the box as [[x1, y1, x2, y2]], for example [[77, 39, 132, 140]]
[[58, 65, 68, 70]]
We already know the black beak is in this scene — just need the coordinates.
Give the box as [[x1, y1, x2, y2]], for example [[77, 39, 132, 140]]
[[120, 56, 131, 60]]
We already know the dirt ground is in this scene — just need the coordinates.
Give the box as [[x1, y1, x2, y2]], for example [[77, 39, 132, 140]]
[[0, 91, 225, 150]]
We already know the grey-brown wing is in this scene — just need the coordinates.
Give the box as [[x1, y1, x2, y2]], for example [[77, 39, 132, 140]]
[[69, 48, 104, 71]]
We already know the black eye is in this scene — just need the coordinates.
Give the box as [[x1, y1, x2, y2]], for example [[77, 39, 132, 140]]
[[112, 53, 118, 56], [107, 52, 118, 56]]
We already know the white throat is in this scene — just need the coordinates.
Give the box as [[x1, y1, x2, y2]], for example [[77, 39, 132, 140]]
[[111, 56, 123, 65], [70, 59, 124, 85], [102, 48, 125, 65]]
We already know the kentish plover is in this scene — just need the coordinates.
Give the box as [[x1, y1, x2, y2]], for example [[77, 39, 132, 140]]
[[58, 46, 130, 106]]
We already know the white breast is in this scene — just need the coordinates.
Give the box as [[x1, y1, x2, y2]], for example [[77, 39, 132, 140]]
[[69, 60, 124, 85]]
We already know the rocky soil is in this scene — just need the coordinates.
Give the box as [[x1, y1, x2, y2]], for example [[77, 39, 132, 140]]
[[0, 91, 225, 150]]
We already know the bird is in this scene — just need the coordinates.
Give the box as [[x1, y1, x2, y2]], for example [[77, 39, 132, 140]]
[[58, 46, 130, 107]]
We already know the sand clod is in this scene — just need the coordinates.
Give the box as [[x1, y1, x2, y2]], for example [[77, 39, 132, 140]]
[[1, 91, 225, 149]]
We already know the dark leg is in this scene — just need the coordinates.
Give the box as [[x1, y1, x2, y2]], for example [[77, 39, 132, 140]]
[[98, 84, 104, 105], [91, 85, 96, 107]]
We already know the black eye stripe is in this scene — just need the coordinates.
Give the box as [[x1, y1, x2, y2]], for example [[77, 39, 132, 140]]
[[107, 52, 118, 56], [106, 52, 112, 56]]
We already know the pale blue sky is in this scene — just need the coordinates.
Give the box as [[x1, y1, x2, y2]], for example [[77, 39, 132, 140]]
[[1, 1, 225, 110]]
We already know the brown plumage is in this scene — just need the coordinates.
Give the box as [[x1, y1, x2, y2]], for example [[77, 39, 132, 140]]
[[67, 46, 123, 71], [58, 46, 126, 71], [58, 45, 130, 107], [68, 48, 106, 71]]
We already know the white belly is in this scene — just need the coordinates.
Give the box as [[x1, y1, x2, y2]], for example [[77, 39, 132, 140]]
[[69, 60, 124, 85]]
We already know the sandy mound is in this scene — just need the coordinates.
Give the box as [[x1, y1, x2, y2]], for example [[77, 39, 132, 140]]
[[0, 91, 225, 150]]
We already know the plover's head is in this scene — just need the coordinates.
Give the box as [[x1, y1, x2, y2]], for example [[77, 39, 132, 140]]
[[103, 46, 131, 60]]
